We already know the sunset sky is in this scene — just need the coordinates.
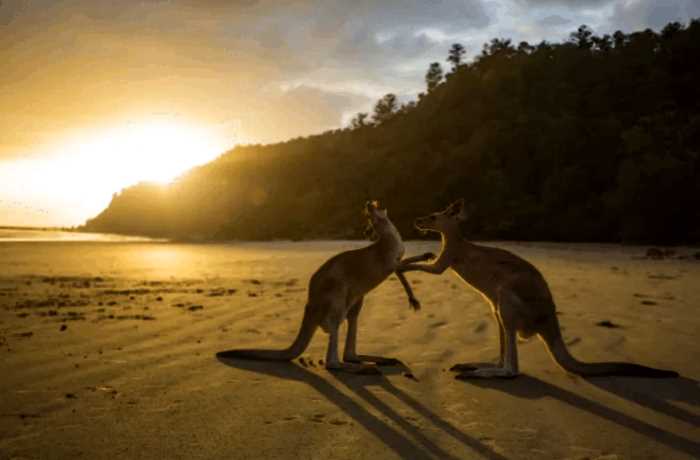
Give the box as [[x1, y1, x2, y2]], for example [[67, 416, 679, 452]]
[[1, 0, 698, 227]]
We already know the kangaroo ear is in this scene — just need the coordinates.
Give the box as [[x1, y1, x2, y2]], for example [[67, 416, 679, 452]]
[[445, 198, 464, 216], [363, 200, 375, 217], [456, 204, 468, 221]]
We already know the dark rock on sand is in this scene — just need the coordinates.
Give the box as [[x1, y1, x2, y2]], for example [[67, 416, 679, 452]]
[[596, 320, 622, 329]]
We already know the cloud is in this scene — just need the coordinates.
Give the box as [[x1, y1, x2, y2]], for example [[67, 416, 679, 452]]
[[537, 14, 572, 27], [0, 0, 498, 159], [514, 0, 614, 8], [607, 0, 700, 32], [1, 0, 699, 163]]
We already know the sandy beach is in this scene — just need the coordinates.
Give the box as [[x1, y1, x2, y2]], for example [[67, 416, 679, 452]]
[[1, 240, 698, 459]]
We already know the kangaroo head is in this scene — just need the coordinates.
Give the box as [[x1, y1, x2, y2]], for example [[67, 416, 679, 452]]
[[415, 198, 467, 234], [364, 200, 393, 240]]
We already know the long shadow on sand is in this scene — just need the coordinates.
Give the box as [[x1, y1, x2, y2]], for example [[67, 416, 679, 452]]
[[216, 354, 506, 460], [328, 372, 508, 460], [586, 376, 700, 426], [460, 375, 700, 458]]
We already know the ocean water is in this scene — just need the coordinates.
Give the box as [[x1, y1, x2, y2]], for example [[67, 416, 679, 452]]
[[0, 228, 161, 243]]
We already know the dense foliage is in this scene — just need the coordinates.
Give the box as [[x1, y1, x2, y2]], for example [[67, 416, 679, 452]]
[[83, 21, 700, 243]]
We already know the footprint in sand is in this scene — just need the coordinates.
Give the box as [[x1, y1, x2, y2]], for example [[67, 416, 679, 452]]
[[512, 427, 537, 439], [12, 331, 33, 338], [310, 413, 325, 423]]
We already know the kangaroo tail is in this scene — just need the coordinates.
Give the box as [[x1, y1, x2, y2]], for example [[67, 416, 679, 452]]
[[540, 316, 678, 378], [217, 303, 319, 361]]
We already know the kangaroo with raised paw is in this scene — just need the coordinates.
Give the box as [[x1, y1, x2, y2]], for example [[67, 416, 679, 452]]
[[398, 199, 679, 379], [217, 201, 429, 373]]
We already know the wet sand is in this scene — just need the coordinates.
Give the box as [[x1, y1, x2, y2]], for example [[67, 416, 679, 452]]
[[1, 241, 698, 459]]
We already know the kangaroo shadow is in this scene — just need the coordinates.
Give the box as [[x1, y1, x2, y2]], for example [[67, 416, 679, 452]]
[[585, 376, 700, 426], [329, 372, 508, 460], [216, 353, 506, 460], [459, 375, 700, 458]]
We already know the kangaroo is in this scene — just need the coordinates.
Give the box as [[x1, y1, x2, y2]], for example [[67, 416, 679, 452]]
[[217, 201, 430, 372], [398, 199, 679, 379]]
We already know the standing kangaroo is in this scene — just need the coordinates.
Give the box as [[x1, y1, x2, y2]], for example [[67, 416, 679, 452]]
[[398, 199, 678, 379], [217, 201, 428, 372]]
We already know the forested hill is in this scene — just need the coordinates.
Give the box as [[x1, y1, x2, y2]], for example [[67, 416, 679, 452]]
[[83, 21, 700, 243]]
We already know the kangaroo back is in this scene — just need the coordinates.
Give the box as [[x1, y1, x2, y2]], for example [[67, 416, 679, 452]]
[[217, 303, 319, 361], [540, 316, 678, 378]]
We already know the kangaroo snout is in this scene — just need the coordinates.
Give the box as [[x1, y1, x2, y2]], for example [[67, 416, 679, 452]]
[[414, 215, 433, 231]]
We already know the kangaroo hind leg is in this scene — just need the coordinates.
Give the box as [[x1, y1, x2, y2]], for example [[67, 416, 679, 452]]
[[342, 298, 400, 367], [323, 298, 380, 375], [455, 293, 520, 379], [450, 308, 505, 372]]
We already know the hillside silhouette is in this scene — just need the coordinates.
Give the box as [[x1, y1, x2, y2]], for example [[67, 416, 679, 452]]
[[83, 21, 700, 243]]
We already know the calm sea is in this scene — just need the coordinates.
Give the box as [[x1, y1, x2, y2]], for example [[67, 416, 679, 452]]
[[0, 228, 162, 243]]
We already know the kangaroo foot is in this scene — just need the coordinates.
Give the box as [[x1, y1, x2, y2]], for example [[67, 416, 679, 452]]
[[356, 355, 402, 366], [454, 367, 518, 380], [327, 361, 382, 375], [450, 362, 501, 372]]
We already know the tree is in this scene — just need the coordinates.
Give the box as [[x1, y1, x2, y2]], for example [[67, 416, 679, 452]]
[[372, 93, 398, 124], [425, 62, 443, 92], [517, 41, 534, 54], [482, 38, 514, 57], [570, 25, 594, 49], [84, 20, 700, 244], [447, 43, 466, 71], [349, 112, 370, 129]]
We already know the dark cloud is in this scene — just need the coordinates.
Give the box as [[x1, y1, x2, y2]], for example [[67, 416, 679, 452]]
[[608, 0, 700, 32], [537, 14, 571, 27], [514, 0, 613, 8]]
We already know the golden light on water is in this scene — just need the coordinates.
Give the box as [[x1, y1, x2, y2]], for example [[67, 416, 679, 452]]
[[0, 119, 230, 227]]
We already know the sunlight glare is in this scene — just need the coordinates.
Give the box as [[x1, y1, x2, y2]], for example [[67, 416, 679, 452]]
[[0, 119, 230, 227]]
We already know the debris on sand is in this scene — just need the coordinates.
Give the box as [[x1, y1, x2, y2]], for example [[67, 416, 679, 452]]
[[65, 393, 77, 399], [648, 273, 677, 280], [13, 331, 33, 338], [645, 247, 677, 260], [60, 324, 67, 331], [188, 305, 203, 312], [596, 320, 622, 329]]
